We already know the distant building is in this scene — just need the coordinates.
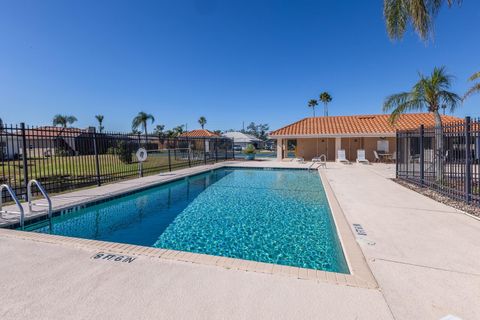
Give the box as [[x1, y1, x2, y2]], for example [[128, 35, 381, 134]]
[[0, 126, 101, 159], [179, 129, 220, 138], [222, 131, 264, 149], [269, 113, 461, 162], [179, 129, 223, 154]]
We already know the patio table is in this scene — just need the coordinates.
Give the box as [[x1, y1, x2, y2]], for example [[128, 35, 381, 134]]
[[378, 153, 393, 162]]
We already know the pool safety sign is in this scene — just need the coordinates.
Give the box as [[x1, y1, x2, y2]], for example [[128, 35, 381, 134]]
[[91, 252, 136, 263], [136, 148, 148, 162]]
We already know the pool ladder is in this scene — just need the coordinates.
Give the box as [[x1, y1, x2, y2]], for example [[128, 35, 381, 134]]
[[0, 184, 25, 229], [308, 154, 327, 170], [0, 180, 52, 230], [27, 179, 53, 222]]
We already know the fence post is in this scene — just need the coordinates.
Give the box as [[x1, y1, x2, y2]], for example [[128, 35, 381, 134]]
[[168, 149, 172, 172], [20, 123, 29, 200], [187, 137, 191, 167], [204, 138, 207, 165], [214, 140, 218, 162], [395, 131, 399, 179], [465, 116, 472, 203], [419, 124, 424, 187], [232, 140, 235, 160], [92, 128, 101, 186]]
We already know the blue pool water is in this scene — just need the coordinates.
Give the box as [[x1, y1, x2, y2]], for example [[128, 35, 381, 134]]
[[27, 168, 349, 273]]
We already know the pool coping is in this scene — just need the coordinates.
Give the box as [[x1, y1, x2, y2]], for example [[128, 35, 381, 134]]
[[0, 162, 377, 289]]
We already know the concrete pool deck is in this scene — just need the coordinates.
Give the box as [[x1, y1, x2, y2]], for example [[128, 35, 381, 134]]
[[0, 161, 479, 319]]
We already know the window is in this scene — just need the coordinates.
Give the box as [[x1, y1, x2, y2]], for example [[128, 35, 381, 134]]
[[377, 140, 389, 152]]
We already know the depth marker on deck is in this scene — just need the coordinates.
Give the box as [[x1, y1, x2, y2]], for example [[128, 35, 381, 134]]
[[91, 252, 137, 263]]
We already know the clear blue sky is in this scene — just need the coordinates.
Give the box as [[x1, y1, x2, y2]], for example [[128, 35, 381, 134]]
[[0, 0, 479, 132]]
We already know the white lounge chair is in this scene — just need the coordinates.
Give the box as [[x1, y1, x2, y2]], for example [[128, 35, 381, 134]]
[[356, 149, 369, 164], [292, 157, 305, 163], [337, 149, 350, 164], [373, 150, 380, 162]]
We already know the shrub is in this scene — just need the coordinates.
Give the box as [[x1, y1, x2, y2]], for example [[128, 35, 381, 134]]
[[117, 140, 133, 164], [244, 144, 256, 154]]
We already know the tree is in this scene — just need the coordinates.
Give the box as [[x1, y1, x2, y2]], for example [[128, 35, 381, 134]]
[[95, 115, 104, 133], [464, 72, 480, 100], [53, 114, 77, 128], [383, 66, 461, 179], [307, 99, 318, 117], [0, 118, 4, 131], [246, 122, 269, 141], [153, 124, 165, 135], [198, 116, 207, 129], [132, 111, 155, 141], [384, 0, 461, 41], [166, 125, 185, 138], [319, 92, 332, 117]]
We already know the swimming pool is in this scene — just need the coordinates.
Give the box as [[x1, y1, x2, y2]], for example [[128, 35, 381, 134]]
[[25, 168, 349, 273]]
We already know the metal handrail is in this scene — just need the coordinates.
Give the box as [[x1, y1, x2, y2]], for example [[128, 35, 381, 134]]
[[309, 154, 327, 170], [0, 184, 25, 229], [27, 180, 52, 220]]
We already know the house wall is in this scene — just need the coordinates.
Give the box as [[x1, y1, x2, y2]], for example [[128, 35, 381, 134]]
[[296, 138, 335, 161], [0, 136, 21, 159], [362, 137, 396, 161], [294, 136, 397, 162]]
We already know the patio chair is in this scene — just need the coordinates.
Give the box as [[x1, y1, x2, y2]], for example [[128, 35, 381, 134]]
[[292, 157, 305, 163], [391, 151, 396, 163], [373, 150, 380, 162], [337, 149, 350, 164], [356, 149, 370, 164]]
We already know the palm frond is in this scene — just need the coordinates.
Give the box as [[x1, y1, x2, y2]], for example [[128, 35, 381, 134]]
[[438, 90, 461, 112], [383, 92, 424, 123], [308, 99, 318, 107], [469, 72, 480, 81], [464, 83, 480, 100], [384, 0, 461, 40], [66, 116, 77, 125], [384, 0, 408, 39]]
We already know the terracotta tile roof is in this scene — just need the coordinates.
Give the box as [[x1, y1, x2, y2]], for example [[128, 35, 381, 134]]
[[269, 113, 462, 137], [179, 129, 220, 138]]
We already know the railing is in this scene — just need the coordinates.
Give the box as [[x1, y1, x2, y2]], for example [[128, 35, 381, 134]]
[[396, 116, 480, 205], [27, 179, 52, 220], [0, 184, 24, 228], [0, 123, 235, 202]]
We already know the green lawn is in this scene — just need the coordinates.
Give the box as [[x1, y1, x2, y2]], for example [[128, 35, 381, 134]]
[[0, 152, 198, 184]]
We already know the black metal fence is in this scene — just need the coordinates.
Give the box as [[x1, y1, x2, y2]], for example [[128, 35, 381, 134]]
[[0, 123, 234, 201], [396, 116, 480, 205]]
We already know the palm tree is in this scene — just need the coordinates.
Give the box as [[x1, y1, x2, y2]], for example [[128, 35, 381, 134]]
[[307, 99, 318, 117], [132, 112, 155, 141], [52, 114, 77, 128], [153, 124, 165, 135], [464, 72, 480, 100], [319, 92, 332, 117], [95, 115, 104, 133], [198, 116, 207, 129], [384, 0, 461, 41], [383, 66, 461, 179]]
